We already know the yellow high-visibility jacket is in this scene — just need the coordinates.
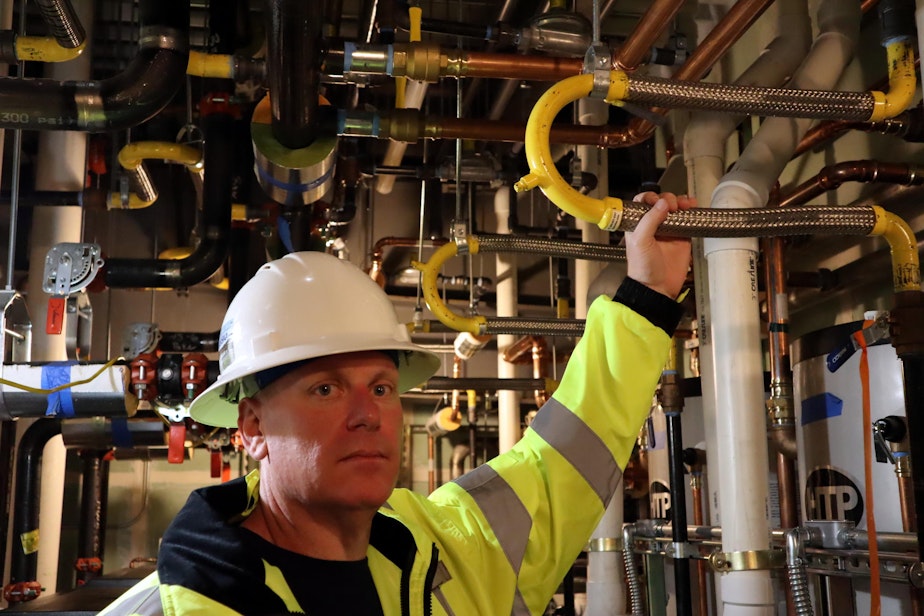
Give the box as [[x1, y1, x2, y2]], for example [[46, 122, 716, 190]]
[[99, 290, 676, 616]]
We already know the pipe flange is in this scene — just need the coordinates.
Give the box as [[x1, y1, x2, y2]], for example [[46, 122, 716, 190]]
[[709, 548, 784, 572], [252, 96, 338, 206]]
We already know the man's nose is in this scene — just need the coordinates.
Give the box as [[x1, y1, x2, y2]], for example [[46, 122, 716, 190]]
[[346, 388, 382, 430]]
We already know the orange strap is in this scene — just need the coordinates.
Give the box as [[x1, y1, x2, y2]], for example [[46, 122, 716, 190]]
[[853, 329, 881, 616]]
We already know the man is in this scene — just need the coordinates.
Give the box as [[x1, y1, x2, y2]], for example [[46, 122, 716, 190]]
[[101, 191, 694, 615]]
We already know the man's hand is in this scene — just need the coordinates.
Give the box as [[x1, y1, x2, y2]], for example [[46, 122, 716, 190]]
[[625, 191, 695, 299]]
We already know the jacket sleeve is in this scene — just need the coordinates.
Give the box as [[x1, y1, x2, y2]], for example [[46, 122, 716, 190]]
[[97, 571, 246, 616], [415, 295, 671, 614]]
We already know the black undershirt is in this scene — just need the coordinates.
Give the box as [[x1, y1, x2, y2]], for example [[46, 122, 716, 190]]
[[242, 529, 385, 615]]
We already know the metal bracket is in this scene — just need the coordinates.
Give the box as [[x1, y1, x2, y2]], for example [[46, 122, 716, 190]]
[[42, 243, 104, 295], [586, 537, 623, 553], [583, 42, 611, 99], [709, 548, 785, 572], [665, 541, 699, 560], [451, 221, 469, 255]]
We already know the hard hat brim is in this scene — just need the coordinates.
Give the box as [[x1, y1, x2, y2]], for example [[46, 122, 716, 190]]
[[188, 339, 440, 428]]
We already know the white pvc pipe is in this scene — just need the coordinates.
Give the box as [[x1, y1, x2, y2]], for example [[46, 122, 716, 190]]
[[25, 0, 94, 593], [375, 79, 429, 195], [576, 96, 625, 616], [494, 187, 521, 453], [917, 0, 924, 75]]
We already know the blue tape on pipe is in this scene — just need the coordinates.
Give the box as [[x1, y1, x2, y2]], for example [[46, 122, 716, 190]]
[[42, 362, 76, 418], [801, 392, 843, 426], [110, 417, 133, 448]]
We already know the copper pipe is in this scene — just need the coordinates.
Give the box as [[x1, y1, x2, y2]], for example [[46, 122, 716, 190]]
[[689, 459, 709, 616], [625, 0, 775, 144], [368, 236, 448, 287], [502, 335, 551, 408], [448, 50, 584, 81], [613, 0, 686, 71], [780, 160, 924, 208], [531, 337, 549, 408], [427, 434, 436, 494]]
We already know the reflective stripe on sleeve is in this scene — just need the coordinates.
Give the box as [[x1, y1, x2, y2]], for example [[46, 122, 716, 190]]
[[529, 397, 622, 507], [452, 465, 531, 576]]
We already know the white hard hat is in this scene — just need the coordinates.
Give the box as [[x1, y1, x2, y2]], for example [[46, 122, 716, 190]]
[[189, 251, 441, 427]]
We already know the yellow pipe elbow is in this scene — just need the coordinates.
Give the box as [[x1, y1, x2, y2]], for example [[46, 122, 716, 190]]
[[869, 41, 916, 121], [108, 193, 155, 210], [870, 206, 921, 292], [514, 73, 626, 231], [15, 37, 85, 62], [411, 239, 487, 335], [187, 51, 234, 79], [118, 142, 203, 170]]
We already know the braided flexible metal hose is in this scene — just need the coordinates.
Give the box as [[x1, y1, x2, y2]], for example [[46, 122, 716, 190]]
[[484, 317, 585, 336], [34, 0, 86, 48], [628, 74, 874, 121], [620, 201, 878, 237], [474, 234, 626, 261]]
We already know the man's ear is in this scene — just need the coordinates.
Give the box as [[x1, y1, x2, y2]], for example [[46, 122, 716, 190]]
[[238, 397, 268, 460]]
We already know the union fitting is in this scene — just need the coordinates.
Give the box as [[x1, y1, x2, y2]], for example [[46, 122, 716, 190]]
[[392, 42, 444, 82]]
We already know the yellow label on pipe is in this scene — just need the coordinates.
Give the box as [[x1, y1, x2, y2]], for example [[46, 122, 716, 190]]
[[20, 528, 39, 555]]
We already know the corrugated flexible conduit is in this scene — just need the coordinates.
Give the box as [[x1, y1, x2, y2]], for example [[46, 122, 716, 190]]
[[0, 0, 87, 63]]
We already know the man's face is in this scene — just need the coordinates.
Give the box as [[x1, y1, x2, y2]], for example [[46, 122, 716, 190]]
[[239, 351, 404, 514]]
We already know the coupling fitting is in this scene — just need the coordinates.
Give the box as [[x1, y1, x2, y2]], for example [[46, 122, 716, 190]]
[[766, 381, 795, 427], [393, 42, 444, 82], [658, 371, 683, 414], [382, 109, 424, 142]]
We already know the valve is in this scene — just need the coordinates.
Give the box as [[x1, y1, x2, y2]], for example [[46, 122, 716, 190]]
[[3, 581, 42, 603], [130, 352, 159, 402], [75, 557, 102, 573], [181, 353, 209, 402]]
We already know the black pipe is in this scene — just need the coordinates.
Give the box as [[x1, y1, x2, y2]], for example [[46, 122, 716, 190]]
[[661, 372, 692, 616], [158, 331, 220, 353], [900, 355, 924, 560], [104, 112, 235, 288], [0, 420, 17, 585], [266, 0, 323, 148], [0, 0, 188, 132], [76, 450, 109, 584], [10, 419, 62, 585]]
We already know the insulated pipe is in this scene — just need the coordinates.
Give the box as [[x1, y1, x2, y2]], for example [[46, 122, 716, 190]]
[[265, 0, 322, 148], [109, 142, 203, 210], [9, 419, 61, 589], [75, 449, 108, 584], [0, 0, 189, 131], [103, 112, 234, 288]]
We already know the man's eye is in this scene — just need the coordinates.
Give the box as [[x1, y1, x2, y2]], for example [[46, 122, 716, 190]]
[[373, 384, 392, 396], [314, 384, 333, 396]]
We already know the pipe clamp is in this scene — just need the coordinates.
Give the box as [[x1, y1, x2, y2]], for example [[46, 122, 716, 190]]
[[585, 537, 623, 552], [709, 548, 784, 572]]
